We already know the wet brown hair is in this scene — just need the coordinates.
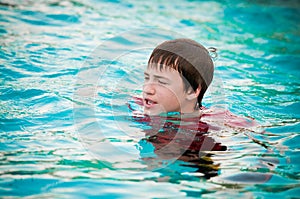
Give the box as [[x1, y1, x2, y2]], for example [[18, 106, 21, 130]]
[[147, 38, 214, 108]]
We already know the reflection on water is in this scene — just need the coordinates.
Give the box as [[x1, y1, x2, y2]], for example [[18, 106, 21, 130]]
[[133, 111, 227, 179], [129, 97, 278, 185], [1, 0, 299, 198]]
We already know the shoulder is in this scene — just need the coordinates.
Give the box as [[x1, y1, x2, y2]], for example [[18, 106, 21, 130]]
[[200, 106, 259, 129]]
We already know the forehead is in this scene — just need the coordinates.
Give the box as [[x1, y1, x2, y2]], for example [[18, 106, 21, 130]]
[[144, 65, 182, 80]]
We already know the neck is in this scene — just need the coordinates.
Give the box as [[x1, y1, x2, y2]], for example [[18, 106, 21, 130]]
[[180, 99, 199, 113]]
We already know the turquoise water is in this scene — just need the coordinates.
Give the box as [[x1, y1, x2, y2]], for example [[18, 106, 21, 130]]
[[1, 0, 300, 198]]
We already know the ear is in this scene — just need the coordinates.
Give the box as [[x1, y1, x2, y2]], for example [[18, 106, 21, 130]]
[[186, 86, 201, 101]]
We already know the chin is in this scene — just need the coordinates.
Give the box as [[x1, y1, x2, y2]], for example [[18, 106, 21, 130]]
[[143, 108, 164, 116]]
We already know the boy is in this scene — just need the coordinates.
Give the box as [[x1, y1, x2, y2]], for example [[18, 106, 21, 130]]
[[143, 38, 214, 116], [137, 38, 224, 176], [135, 38, 255, 177]]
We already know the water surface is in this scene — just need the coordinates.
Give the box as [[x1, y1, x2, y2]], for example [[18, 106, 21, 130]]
[[1, 0, 299, 198]]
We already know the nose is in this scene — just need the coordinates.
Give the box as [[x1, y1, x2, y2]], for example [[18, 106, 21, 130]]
[[143, 83, 155, 95]]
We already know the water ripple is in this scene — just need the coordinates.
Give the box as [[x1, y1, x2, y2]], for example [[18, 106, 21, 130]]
[[0, 0, 299, 198]]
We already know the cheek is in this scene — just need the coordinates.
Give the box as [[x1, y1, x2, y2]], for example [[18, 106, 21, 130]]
[[157, 87, 181, 103]]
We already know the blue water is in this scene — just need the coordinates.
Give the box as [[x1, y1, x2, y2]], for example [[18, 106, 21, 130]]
[[1, 0, 300, 198]]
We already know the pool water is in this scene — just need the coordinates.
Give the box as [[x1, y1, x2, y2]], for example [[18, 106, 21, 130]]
[[1, 0, 300, 198]]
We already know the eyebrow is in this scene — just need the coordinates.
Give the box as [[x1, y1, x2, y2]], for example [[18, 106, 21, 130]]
[[144, 72, 170, 81]]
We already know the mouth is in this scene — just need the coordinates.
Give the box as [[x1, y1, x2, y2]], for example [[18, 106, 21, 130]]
[[144, 98, 157, 108]]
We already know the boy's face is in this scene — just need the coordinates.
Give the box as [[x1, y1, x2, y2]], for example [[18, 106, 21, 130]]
[[143, 66, 190, 115]]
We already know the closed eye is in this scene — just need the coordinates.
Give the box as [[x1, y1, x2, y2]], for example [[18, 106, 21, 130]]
[[158, 80, 168, 85]]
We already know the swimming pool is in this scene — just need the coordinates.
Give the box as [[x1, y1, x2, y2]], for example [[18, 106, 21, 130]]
[[1, 0, 299, 198]]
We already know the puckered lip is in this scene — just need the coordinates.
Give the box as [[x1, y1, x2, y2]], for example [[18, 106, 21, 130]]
[[143, 97, 158, 108]]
